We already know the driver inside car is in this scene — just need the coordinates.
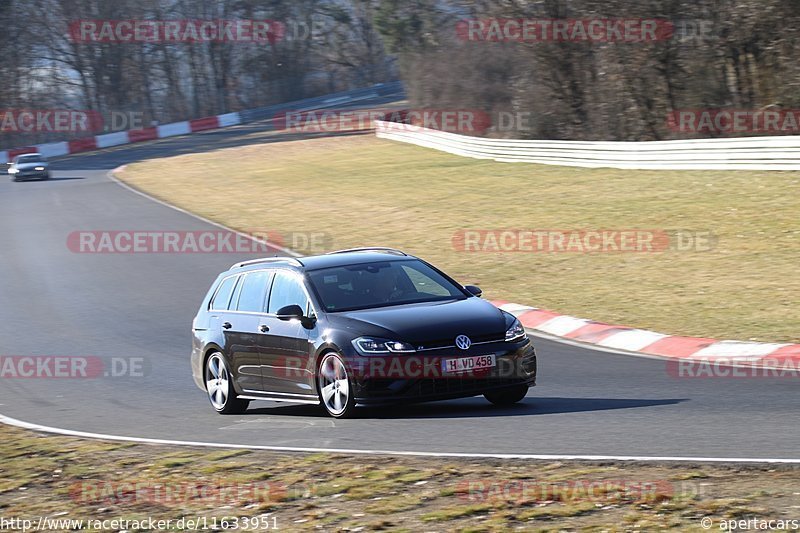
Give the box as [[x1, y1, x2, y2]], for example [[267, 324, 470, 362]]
[[368, 269, 404, 301]]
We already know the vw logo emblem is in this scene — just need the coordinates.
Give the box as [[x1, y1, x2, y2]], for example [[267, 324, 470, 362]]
[[455, 335, 472, 350]]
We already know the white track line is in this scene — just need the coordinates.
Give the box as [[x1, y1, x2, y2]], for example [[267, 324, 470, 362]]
[[2, 413, 798, 463], [2, 168, 793, 464]]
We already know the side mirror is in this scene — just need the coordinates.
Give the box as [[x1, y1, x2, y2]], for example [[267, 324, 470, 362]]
[[276, 304, 305, 321], [465, 285, 482, 297]]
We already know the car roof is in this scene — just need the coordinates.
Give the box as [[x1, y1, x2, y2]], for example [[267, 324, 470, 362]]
[[15, 153, 43, 159], [229, 250, 416, 274], [303, 251, 415, 271]]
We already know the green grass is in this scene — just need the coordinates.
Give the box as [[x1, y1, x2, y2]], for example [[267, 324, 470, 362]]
[[2, 424, 800, 531], [117, 135, 800, 342]]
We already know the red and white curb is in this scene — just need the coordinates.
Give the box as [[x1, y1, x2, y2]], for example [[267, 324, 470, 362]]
[[113, 163, 798, 373], [0, 112, 241, 164], [11, 118, 795, 372], [491, 301, 800, 370], [1, 169, 794, 462]]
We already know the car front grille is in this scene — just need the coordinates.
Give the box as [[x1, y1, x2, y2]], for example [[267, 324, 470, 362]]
[[361, 375, 523, 399], [415, 376, 523, 396], [414, 333, 504, 351]]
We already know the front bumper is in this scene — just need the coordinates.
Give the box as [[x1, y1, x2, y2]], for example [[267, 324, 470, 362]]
[[349, 339, 537, 405], [12, 170, 48, 180]]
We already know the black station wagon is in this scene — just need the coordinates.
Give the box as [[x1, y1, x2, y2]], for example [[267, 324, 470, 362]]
[[191, 248, 537, 418]]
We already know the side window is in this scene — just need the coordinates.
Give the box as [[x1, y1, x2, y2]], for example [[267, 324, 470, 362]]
[[236, 271, 272, 312], [230, 276, 244, 310], [210, 275, 238, 311], [268, 271, 309, 314]]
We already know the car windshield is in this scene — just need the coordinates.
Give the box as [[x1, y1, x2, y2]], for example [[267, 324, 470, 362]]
[[307, 259, 467, 312], [16, 155, 44, 164]]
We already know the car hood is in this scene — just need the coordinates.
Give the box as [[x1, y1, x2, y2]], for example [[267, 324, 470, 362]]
[[328, 297, 508, 346], [15, 163, 47, 170]]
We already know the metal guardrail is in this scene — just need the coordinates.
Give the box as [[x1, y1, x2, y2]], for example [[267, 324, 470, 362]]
[[374, 120, 800, 171], [239, 81, 405, 124], [1, 82, 406, 164]]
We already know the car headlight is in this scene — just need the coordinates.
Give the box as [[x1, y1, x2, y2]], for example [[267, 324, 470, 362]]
[[505, 318, 526, 342], [352, 337, 416, 355], [8, 168, 17, 173]]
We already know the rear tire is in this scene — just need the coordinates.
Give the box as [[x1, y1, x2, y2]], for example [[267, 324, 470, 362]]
[[484, 384, 529, 406], [205, 352, 249, 414]]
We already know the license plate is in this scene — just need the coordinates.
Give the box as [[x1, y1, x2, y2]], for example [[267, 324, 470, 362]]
[[442, 354, 496, 374]]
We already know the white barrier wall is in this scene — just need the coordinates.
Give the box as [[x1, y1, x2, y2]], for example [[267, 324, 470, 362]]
[[375, 121, 800, 171], [96, 131, 130, 149], [217, 112, 242, 128], [157, 121, 192, 138], [34, 142, 70, 159]]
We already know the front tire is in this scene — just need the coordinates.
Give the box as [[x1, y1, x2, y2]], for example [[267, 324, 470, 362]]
[[317, 352, 356, 418], [205, 352, 249, 414], [484, 384, 529, 406]]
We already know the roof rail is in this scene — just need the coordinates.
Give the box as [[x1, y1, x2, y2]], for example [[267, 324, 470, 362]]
[[326, 247, 409, 256], [230, 256, 304, 269]]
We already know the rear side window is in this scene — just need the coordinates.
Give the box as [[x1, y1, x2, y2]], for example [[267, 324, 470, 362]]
[[268, 271, 309, 314], [236, 271, 272, 312], [210, 276, 238, 311]]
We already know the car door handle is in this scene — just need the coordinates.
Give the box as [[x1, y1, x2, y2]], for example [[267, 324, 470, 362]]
[[259, 324, 269, 333], [222, 322, 232, 330]]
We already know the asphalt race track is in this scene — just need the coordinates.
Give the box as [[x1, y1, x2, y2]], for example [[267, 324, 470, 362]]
[[1, 116, 798, 461]]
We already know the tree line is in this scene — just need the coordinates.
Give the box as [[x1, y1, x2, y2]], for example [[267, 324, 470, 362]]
[[2, 0, 799, 146], [0, 0, 394, 147], [379, 0, 800, 140]]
